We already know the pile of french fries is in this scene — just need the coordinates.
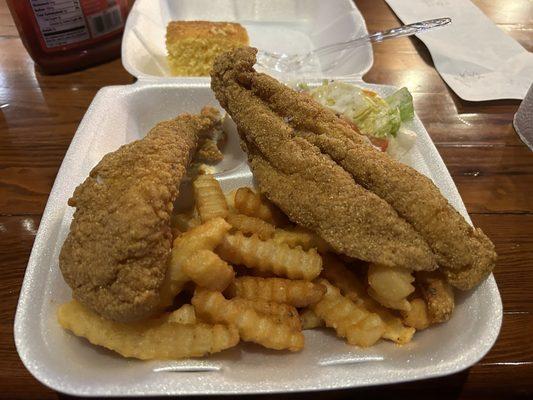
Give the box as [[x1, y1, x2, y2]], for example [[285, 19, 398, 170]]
[[58, 174, 456, 360]]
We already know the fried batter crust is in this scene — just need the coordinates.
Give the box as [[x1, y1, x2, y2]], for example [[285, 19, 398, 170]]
[[59, 107, 220, 322], [212, 47, 436, 271], [237, 57, 495, 290], [212, 47, 496, 289]]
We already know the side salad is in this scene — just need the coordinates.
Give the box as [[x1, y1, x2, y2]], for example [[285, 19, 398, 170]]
[[298, 81, 417, 160]]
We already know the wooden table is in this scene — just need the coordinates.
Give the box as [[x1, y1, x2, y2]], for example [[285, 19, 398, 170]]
[[1, 0, 531, 398]]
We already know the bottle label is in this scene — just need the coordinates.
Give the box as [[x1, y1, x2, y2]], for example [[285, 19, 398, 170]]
[[29, 0, 127, 50]]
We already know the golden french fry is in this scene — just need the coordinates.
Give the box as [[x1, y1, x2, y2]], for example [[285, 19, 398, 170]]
[[226, 213, 276, 240], [229, 276, 326, 307], [164, 218, 231, 304], [371, 308, 415, 344], [217, 233, 322, 280], [159, 254, 190, 308], [299, 308, 324, 330], [232, 297, 301, 331], [234, 187, 284, 225], [192, 289, 304, 351], [224, 190, 237, 214], [182, 249, 235, 291], [367, 263, 415, 312], [416, 271, 455, 323], [321, 255, 368, 304], [167, 304, 196, 325], [402, 298, 431, 330], [272, 226, 330, 253], [58, 300, 239, 360], [171, 212, 201, 235], [311, 279, 385, 347], [173, 218, 231, 263], [321, 255, 415, 344], [193, 174, 228, 222]]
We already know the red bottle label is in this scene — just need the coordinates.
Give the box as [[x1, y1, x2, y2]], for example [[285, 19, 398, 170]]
[[29, 0, 127, 51]]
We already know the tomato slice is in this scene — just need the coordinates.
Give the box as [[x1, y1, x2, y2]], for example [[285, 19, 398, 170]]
[[368, 136, 389, 152], [336, 114, 388, 152]]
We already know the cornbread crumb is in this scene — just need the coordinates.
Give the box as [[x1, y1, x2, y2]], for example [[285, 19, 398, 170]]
[[166, 21, 249, 76]]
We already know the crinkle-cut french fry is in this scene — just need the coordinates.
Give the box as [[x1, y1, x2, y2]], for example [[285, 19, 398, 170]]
[[173, 218, 231, 263], [321, 256, 414, 344], [217, 233, 322, 280], [226, 213, 276, 240], [167, 304, 196, 324], [192, 289, 304, 351], [321, 255, 368, 304], [311, 279, 385, 347], [416, 271, 455, 323], [401, 298, 431, 330], [159, 256, 190, 308], [224, 190, 237, 214], [371, 308, 415, 344], [193, 174, 228, 222], [232, 298, 301, 331], [163, 218, 231, 304], [272, 226, 330, 253], [228, 276, 326, 307], [299, 308, 324, 330], [57, 300, 239, 360], [234, 187, 285, 225], [367, 288, 411, 312], [367, 263, 415, 312], [171, 212, 201, 236], [182, 249, 234, 291]]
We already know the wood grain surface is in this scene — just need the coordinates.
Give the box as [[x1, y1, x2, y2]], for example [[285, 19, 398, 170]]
[[0, 0, 532, 399]]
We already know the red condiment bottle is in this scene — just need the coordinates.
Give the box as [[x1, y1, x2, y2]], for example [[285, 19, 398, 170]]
[[7, 0, 133, 74]]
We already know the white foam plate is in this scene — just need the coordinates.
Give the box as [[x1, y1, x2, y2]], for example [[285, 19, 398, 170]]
[[121, 0, 373, 80], [14, 80, 502, 396]]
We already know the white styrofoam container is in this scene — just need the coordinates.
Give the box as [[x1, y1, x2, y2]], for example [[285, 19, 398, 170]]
[[14, 80, 502, 397], [121, 0, 373, 80], [15, 0, 502, 396]]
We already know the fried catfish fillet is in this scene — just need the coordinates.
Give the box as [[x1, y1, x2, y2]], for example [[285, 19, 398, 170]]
[[59, 107, 221, 322], [211, 47, 496, 289], [211, 48, 436, 272]]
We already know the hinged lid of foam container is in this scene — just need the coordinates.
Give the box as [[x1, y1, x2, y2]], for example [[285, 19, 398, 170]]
[[121, 0, 373, 81]]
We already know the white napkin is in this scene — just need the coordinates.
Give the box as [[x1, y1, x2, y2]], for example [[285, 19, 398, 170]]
[[514, 84, 533, 150], [384, 0, 533, 101]]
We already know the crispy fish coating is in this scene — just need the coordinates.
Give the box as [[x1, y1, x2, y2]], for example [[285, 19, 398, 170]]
[[59, 107, 221, 322], [211, 47, 437, 272], [303, 132, 496, 290], [211, 47, 496, 289], [416, 271, 455, 323]]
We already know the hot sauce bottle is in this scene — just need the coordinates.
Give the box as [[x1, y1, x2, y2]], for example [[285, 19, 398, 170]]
[[7, 0, 133, 74]]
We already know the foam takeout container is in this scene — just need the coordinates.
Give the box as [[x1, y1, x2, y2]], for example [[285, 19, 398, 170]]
[[122, 0, 373, 80], [14, 0, 502, 397]]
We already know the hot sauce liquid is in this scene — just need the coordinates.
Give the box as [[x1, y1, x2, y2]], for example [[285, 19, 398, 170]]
[[7, 0, 132, 74]]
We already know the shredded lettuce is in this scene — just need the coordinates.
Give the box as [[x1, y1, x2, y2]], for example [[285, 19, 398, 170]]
[[386, 87, 414, 122], [305, 81, 417, 160], [309, 82, 407, 138]]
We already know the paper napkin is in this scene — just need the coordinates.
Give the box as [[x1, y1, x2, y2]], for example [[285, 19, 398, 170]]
[[385, 0, 533, 101]]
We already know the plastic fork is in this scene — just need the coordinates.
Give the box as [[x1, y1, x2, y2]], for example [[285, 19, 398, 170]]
[[256, 17, 451, 74]]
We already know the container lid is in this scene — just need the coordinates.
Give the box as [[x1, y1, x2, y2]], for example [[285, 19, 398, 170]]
[[121, 0, 374, 82]]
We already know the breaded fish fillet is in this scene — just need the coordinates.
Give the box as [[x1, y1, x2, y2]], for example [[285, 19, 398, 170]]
[[59, 107, 220, 322], [212, 48, 436, 272], [211, 47, 496, 290]]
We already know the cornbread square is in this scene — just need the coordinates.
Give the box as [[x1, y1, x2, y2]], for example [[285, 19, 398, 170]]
[[166, 21, 249, 76]]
